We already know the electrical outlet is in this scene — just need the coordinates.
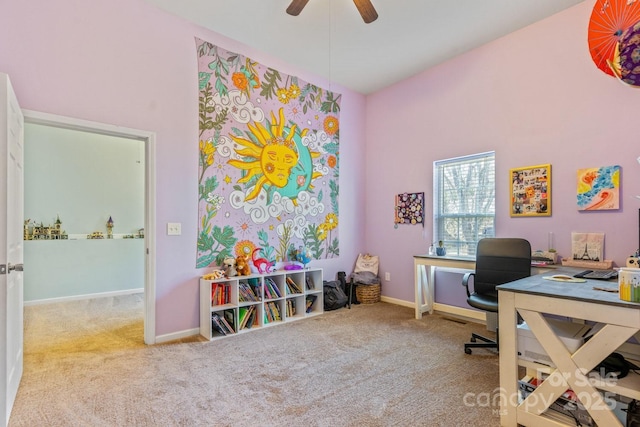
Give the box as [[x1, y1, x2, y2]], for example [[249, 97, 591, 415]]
[[385, 272, 391, 281], [167, 222, 181, 236]]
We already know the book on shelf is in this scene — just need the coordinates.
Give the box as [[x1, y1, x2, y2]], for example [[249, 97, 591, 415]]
[[263, 282, 272, 299], [264, 302, 274, 323], [238, 307, 248, 329], [267, 277, 282, 297], [245, 306, 257, 329], [211, 283, 230, 306], [238, 306, 255, 330], [272, 302, 281, 320], [305, 295, 317, 313], [238, 281, 260, 302], [286, 277, 303, 294], [305, 276, 315, 290], [264, 277, 282, 299], [211, 313, 230, 335], [264, 301, 281, 323], [286, 299, 297, 317], [223, 309, 236, 333]]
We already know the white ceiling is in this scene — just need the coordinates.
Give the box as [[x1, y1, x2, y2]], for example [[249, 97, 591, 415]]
[[145, 0, 586, 95]]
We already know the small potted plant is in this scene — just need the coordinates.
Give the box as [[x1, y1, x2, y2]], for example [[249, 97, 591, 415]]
[[436, 240, 446, 256]]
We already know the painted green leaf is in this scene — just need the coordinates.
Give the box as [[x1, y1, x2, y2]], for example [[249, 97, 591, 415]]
[[196, 253, 216, 268], [212, 225, 236, 249], [197, 231, 214, 252]]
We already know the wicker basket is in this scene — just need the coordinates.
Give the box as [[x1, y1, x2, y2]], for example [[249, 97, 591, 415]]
[[355, 283, 381, 304]]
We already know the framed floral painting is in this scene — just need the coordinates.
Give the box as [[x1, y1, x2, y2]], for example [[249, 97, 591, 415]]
[[510, 164, 551, 217]]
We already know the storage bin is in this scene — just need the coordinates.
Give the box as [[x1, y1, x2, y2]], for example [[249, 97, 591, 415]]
[[355, 283, 381, 304]]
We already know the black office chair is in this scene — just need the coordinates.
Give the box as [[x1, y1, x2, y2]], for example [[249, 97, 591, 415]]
[[463, 237, 531, 354]]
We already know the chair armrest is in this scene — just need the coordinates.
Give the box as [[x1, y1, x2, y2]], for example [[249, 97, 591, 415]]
[[462, 272, 475, 298]]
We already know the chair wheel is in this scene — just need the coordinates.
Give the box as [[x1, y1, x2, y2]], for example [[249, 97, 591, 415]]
[[465, 348, 472, 355]]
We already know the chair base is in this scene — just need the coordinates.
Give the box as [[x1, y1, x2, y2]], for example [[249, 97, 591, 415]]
[[464, 332, 498, 354]]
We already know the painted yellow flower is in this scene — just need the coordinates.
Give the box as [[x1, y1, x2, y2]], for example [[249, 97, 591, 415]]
[[324, 213, 338, 231], [317, 223, 327, 241], [224, 175, 232, 184], [200, 140, 215, 165], [277, 88, 290, 104], [324, 116, 339, 135], [235, 240, 256, 257], [288, 84, 300, 99]]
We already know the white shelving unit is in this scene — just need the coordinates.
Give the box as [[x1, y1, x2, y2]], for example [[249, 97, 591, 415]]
[[200, 268, 323, 340]]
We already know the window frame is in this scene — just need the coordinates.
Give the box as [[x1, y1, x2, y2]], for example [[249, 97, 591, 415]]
[[433, 151, 496, 258]]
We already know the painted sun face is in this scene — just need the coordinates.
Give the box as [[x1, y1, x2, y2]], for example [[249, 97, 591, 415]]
[[262, 144, 297, 188], [228, 107, 322, 203]]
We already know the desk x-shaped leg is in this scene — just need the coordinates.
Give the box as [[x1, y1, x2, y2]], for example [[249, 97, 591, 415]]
[[519, 309, 638, 427]]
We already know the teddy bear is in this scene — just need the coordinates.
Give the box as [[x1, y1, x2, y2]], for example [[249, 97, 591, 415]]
[[222, 256, 237, 278], [235, 254, 251, 276]]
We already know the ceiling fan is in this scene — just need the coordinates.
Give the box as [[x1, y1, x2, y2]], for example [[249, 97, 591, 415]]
[[286, 0, 378, 24]]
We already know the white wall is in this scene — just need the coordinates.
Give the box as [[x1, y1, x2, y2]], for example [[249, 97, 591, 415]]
[[23, 123, 145, 302], [24, 240, 144, 302], [24, 123, 144, 235]]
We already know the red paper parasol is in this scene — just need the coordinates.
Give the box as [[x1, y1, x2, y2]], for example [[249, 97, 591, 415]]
[[588, 0, 640, 76]]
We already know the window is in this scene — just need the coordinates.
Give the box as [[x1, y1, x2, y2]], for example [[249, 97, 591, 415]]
[[433, 151, 495, 258]]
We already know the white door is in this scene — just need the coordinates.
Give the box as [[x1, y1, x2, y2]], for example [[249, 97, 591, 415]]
[[0, 72, 24, 427]]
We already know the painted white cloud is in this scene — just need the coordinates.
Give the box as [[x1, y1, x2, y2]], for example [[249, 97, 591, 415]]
[[229, 187, 325, 227], [212, 89, 265, 124]]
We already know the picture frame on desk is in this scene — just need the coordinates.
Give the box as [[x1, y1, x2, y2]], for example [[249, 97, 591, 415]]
[[510, 163, 551, 217]]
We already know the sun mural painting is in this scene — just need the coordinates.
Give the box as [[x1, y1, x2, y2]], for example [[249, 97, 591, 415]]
[[196, 38, 341, 269]]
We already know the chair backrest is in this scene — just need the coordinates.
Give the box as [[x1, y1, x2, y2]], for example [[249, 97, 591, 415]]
[[473, 238, 531, 297]]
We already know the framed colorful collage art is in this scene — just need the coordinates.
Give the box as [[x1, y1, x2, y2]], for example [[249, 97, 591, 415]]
[[510, 164, 551, 217]]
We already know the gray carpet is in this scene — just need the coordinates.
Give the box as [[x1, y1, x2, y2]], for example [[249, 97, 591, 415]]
[[10, 295, 501, 426]]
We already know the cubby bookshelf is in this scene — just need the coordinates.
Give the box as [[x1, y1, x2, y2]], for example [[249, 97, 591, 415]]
[[200, 268, 323, 340]]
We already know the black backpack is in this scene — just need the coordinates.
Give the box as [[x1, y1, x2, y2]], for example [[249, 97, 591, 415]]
[[323, 280, 348, 311]]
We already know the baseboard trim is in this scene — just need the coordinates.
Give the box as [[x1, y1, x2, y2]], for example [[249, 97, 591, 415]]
[[433, 303, 485, 323], [380, 295, 414, 308], [155, 328, 201, 344], [379, 296, 485, 324], [24, 288, 144, 306]]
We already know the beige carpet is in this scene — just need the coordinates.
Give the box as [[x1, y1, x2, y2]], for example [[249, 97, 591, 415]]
[[10, 295, 501, 426]]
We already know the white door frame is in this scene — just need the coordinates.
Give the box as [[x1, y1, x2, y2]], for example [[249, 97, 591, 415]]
[[22, 110, 156, 345]]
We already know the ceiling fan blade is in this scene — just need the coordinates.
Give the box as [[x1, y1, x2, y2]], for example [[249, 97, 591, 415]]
[[286, 0, 310, 16], [353, 0, 378, 24]]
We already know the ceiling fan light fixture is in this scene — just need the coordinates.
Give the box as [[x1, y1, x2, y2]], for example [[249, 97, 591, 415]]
[[287, 0, 378, 24], [353, 0, 378, 24], [286, 0, 310, 16]]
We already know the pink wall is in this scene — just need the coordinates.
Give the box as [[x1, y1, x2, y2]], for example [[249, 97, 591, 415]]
[[0, 0, 366, 337], [366, 2, 640, 305]]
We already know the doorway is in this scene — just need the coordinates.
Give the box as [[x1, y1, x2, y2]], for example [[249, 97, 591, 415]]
[[22, 110, 156, 344]]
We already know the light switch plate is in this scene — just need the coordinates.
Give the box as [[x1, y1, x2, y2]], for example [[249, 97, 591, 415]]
[[167, 222, 181, 236]]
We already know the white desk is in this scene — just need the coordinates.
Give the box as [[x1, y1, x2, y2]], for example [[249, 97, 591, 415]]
[[498, 268, 640, 426], [413, 254, 475, 319]]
